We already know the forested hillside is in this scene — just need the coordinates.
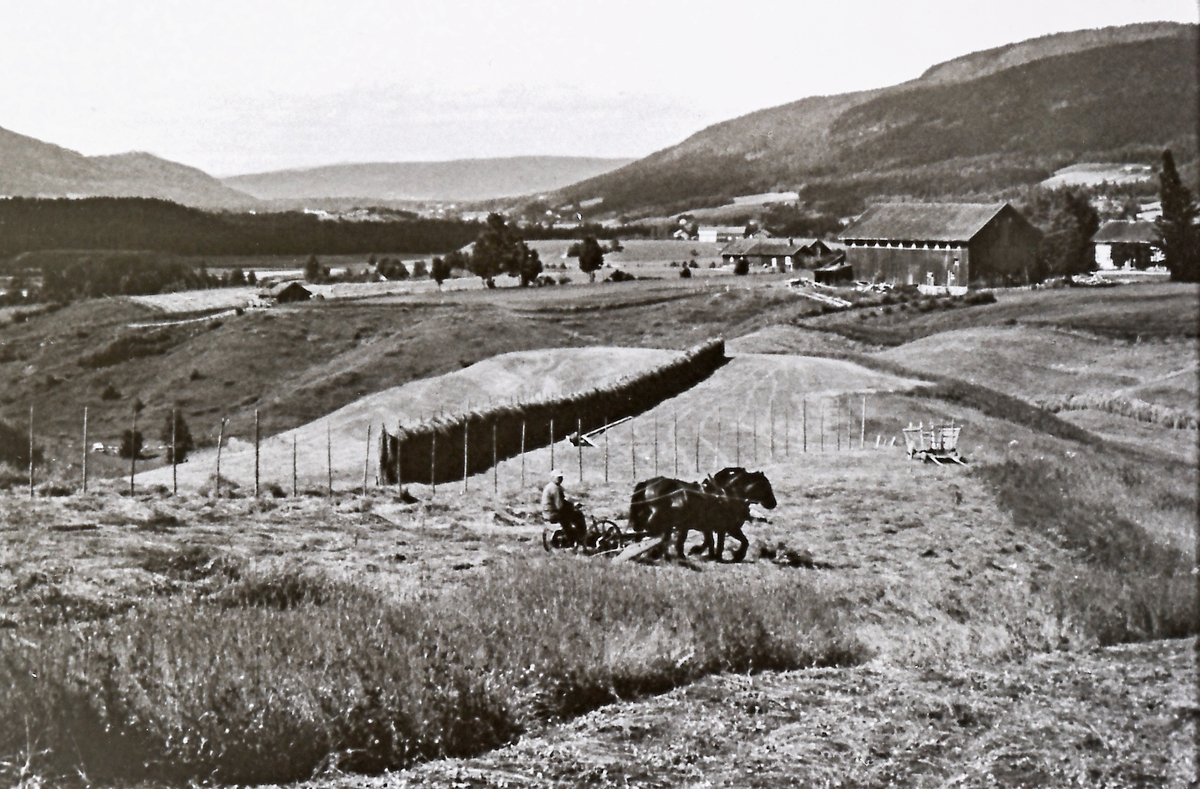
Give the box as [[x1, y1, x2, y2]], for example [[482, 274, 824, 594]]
[[559, 24, 1198, 217]]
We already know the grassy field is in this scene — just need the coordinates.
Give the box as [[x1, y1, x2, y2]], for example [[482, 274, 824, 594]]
[[0, 276, 1195, 786]]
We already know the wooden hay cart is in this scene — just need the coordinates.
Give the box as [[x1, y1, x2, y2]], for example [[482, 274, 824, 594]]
[[902, 422, 966, 465]]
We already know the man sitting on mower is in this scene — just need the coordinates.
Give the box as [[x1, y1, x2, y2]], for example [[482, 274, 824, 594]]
[[542, 469, 587, 547]]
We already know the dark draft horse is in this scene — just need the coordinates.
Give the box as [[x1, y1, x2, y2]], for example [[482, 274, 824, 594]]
[[628, 467, 776, 562]]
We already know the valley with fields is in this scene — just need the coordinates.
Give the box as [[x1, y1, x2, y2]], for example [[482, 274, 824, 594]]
[[0, 9, 1197, 788], [0, 271, 1194, 788]]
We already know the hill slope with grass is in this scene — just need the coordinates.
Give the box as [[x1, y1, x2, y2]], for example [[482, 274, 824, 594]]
[[0, 127, 255, 209], [559, 23, 1197, 216]]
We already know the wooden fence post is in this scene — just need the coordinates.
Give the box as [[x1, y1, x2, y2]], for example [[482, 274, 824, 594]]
[[216, 418, 226, 498], [630, 424, 636, 481], [770, 408, 775, 460], [492, 422, 498, 495], [396, 426, 403, 492], [431, 431, 437, 496], [81, 406, 88, 494], [802, 398, 807, 453], [785, 405, 790, 457], [752, 412, 757, 463], [365, 424, 372, 496], [819, 401, 824, 452], [837, 398, 842, 452], [735, 417, 740, 467], [716, 408, 721, 466], [673, 411, 678, 477], [861, 397, 866, 450], [171, 409, 177, 496], [28, 405, 34, 499], [254, 409, 260, 498], [462, 420, 469, 494], [129, 407, 137, 497], [293, 434, 298, 497], [653, 413, 658, 476], [694, 427, 700, 473], [326, 422, 333, 497], [577, 417, 583, 483], [603, 417, 609, 483], [520, 421, 526, 488]]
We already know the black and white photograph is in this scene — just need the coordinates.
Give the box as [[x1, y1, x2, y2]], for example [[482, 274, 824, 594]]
[[0, 1, 1196, 786]]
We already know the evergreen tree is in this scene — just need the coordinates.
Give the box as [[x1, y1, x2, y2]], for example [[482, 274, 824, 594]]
[[1035, 188, 1100, 278], [161, 411, 195, 463], [1156, 149, 1199, 282], [304, 255, 323, 283]]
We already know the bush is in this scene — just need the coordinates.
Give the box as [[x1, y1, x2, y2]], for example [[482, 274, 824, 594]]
[[733, 258, 749, 276], [118, 429, 144, 459], [679, 266, 692, 278], [0, 419, 43, 469], [0, 560, 860, 785], [78, 331, 178, 369]]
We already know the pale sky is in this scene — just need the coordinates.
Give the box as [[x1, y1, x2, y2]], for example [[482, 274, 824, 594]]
[[0, 0, 1194, 175]]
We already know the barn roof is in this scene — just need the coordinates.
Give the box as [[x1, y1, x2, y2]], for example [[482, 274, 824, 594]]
[[1091, 220, 1162, 245], [268, 281, 311, 297], [840, 202, 1012, 243], [719, 238, 760, 256]]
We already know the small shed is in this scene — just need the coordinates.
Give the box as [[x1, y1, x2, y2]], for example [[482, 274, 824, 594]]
[[1091, 221, 1164, 270], [813, 259, 853, 285], [267, 281, 312, 303], [840, 202, 1041, 288]]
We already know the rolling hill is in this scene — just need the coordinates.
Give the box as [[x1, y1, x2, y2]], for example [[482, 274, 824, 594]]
[[0, 126, 255, 209], [222, 156, 634, 202], [558, 22, 1198, 217]]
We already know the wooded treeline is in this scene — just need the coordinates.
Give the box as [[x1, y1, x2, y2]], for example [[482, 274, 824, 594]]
[[0, 198, 480, 261]]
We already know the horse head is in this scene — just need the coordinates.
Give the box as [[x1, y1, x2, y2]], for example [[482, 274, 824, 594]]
[[713, 467, 776, 509], [741, 471, 777, 509]]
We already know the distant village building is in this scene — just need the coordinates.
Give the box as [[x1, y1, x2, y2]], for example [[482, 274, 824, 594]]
[[1091, 220, 1164, 269], [839, 202, 1041, 289], [698, 225, 749, 244]]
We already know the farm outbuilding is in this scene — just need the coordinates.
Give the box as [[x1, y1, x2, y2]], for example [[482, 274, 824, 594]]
[[719, 237, 839, 271], [266, 281, 312, 303], [698, 225, 749, 244], [1091, 220, 1164, 269], [840, 202, 1042, 288]]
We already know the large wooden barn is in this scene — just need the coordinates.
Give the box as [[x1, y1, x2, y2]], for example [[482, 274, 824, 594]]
[[839, 202, 1042, 288]]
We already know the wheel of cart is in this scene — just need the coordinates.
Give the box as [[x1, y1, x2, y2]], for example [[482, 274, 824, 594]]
[[543, 516, 626, 553], [588, 518, 624, 553]]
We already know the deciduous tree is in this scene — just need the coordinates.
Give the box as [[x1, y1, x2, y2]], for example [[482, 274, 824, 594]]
[[469, 213, 543, 286], [577, 236, 604, 282]]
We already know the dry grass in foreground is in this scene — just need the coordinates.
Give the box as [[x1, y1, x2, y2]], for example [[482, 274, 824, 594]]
[[0, 558, 861, 786]]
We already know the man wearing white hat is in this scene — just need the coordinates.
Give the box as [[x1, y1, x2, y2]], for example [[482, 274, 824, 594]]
[[542, 469, 586, 546]]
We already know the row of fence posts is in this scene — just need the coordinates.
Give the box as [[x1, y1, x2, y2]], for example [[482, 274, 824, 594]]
[[21, 396, 902, 499]]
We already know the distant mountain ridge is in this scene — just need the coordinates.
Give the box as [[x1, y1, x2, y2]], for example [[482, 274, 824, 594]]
[[558, 22, 1198, 217], [223, 156, 635, 202], [0, 127, 255, 208]]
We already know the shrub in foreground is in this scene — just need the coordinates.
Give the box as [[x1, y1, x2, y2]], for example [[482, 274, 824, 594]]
[[0, 559, 860, 786]]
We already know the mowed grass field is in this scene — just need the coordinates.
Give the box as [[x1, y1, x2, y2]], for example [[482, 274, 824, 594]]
[[1, 340, 1193, 785]]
